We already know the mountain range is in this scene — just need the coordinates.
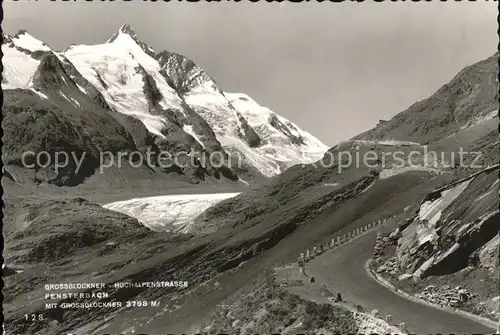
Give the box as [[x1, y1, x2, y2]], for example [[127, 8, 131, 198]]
[[2, 24, 328, 190]]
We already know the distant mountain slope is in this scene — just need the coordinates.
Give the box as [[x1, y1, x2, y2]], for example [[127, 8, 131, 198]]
[[1, 25, 328, 188], [353, 53, 499, 145]]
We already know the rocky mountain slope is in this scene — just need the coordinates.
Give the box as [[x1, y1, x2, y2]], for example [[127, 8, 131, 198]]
[[371, 165, 499, 320], [353, 52, 499, 145], [2, 26, 328, 191]]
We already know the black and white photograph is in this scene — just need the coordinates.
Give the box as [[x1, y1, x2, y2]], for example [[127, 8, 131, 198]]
[[1, 1, 499, 334]]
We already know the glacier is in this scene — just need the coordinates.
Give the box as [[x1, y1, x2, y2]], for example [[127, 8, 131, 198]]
[[102, 192, 240, 233]]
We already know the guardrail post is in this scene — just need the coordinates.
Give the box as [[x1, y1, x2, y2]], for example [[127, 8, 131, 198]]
[[496, 311, 500, 334], [398, 322, 407, 334]]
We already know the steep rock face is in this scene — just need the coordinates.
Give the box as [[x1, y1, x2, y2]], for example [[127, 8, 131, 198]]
[[354, 53, 499, 145], [393, 167, 499, 280], [155, 50, 263, 149], [156, 49, 222, 96], [58, 54, 115, 111], [133, 64, 238, 182], [156, 49, 273, 174]]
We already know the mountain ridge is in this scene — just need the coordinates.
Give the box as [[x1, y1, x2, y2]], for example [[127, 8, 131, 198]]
[[2, 25, 328, 188]]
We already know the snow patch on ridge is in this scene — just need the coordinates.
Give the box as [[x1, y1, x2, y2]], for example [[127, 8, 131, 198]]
[[183, 125, 205, 148], [30, 88, 48, 100], [2, 44, 40, 89], [59, 90, 80, 107], [12, 31, 51, 52], [76, 84, 88, 94]]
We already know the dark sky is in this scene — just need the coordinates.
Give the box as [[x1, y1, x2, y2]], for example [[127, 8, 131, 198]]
[[3, 1, 498, 145]]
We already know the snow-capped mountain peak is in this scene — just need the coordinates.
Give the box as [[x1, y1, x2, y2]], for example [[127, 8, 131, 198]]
[[118, 23, 136, 35], [107, 24, 139, 43], [106, 23, 156, 58]]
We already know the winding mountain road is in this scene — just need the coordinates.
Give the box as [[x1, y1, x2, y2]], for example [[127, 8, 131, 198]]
[[306, 228, 495, 334]]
